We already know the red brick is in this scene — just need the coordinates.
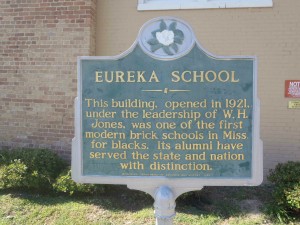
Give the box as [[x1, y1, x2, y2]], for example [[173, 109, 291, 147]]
[[0, 0, 96, 159]]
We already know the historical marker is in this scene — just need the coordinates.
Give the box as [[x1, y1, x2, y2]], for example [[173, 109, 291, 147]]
[[72, 17, 263, 224]]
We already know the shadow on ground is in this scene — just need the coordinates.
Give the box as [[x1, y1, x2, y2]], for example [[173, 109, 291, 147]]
[[176, 186, 273, 219]]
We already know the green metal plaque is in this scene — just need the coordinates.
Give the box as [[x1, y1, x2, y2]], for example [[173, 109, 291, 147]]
[[72, 17, 262, 187]]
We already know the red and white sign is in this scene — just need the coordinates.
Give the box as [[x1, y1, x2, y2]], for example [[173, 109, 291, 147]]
[[285, 80, 300, 98]]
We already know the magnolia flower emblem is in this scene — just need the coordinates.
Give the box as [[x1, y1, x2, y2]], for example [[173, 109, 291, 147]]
[[147, 20, 185, 56], [156, 30, 174, 46]]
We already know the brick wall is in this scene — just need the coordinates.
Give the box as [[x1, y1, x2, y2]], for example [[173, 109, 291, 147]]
[[0, 0, 96, 159]]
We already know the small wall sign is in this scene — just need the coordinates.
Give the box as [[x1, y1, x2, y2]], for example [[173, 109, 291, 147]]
[[285, 80, 300, 98], [288, 101, 300, 109]]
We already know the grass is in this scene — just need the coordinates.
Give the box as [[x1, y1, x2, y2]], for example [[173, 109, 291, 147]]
[[0, 185, 299, 225]]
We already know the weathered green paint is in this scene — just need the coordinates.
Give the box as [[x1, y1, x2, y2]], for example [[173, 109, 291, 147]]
[[81, 45, 254, 178]]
